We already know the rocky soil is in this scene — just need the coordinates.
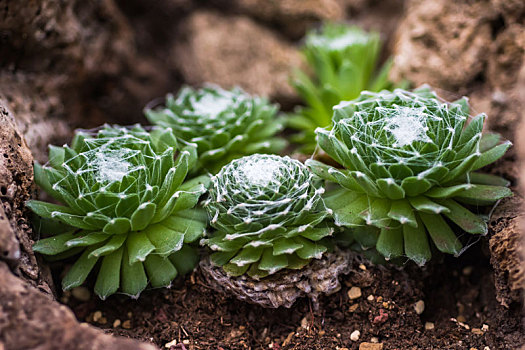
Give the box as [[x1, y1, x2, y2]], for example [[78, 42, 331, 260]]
[[0, 0, 523, 349]]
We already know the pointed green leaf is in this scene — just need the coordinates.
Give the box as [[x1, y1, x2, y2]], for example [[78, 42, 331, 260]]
[[294, 237, 327, 260], [144, 254, 178, 288], [419, 212, 462, 255], [127, 231, 156, 264], [62, 246, 99, 291], [121, 248, 148, 298], [403, 216, 431, 266], [144, 223, 184, 256], [471, 141, 512, 171], [376, 226, 403, 260], [408, 196, 450, 214], [454, 185, 512, 206], [33, 231, 77, 255], [130, 202, 156, 231], [102, 218, 131, 235], [388, 199, 417, 227], [258, 248, 288, 274], [272, 238, 303, 256], [89, 234, 127, 258], [438, 199, 488, 235], [230, 246, 264, 267], [94, 247, 124, 300]]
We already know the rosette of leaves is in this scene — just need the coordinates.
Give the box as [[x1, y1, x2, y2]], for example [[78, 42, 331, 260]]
[[203, 154, 335, 278], [307, 86, 512, 265], [288, 23, 403, 153], [145, 85, 287, 174], [26, 124, 210, 299]]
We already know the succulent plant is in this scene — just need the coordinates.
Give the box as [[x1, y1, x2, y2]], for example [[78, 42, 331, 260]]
[[202, 154, 336, 278], [307, 86, 512, 265], [288, 23, 403, 153], [145, 85, 287, 174], [26, 124, 209, 299]]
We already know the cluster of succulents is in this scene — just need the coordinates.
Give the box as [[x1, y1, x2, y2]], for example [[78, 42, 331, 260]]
[[307, 86, 512, 265], [145, 85, 286, 174], [288, 23, 405, 153], [28, 125, 208, 298], [27, 22, 512, 303]]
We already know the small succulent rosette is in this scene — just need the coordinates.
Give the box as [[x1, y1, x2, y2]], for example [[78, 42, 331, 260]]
[[27, 124, 209, 299], [307, 86, 512, 265], [202, 154, 336, 279], [145, 85, 287, 174], [288, 23, 400, 153]]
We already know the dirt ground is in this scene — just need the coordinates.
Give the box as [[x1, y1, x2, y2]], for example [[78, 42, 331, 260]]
[[0, 0, 524, 349]]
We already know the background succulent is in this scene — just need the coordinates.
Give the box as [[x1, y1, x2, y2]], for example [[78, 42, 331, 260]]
[[203, 154, 336, 279], [288, 23, 404, 153], [145, 85, 287, 174], [307, 86, 512, 265], [27, 124, 209, 299]]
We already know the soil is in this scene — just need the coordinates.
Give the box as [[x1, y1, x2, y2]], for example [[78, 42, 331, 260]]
[[0, 0, 524, 349], [62, 237, 523, 350]]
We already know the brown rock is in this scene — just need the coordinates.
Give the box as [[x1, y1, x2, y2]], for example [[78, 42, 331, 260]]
[[0, 262, 157, 350], [231, 0, 345, 38], [489, 197, 525, 307], [359, 342, 384, 350], [173, 11, 302, 103], [391, 0, 524, 141]]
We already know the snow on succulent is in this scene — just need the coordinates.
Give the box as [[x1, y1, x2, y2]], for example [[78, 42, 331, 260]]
[[288, 23, 402, 153], [144, 85, 287, 174], [307, 86, 512, 265], [202, 154, 335, 278], [26, 125, 209, 299]]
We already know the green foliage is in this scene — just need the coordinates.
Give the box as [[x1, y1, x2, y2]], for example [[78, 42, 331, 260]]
[[27, 124, 210, 299], [289, 23, 406, 153], [145, 85, 287, 174], [203, 154, 336, 278], [307, 86, 512, 265]]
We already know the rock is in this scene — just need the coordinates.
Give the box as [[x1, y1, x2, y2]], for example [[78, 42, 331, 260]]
[[348, 287, 362, 300], [71, 287, 91, 302], [350, 330, 361, 341], [425, 322, 435, 330], [414, 300, 425, 315], [230, 0, 345, 38], [391, 0, 525, 141], [488, 196, 525, 307], [0, 262, 157, 350], [359, 342, 384, 350], [173, 11, 302, 104], [200, 248, 353, 309]]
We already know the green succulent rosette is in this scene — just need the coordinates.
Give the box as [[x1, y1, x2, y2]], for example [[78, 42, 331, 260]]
[[203, 154, 335, 278], [145, 85, 287, 174], [289, 23, 403, 153], [307, 86, 512, 265], [27, 124, 210, 299]]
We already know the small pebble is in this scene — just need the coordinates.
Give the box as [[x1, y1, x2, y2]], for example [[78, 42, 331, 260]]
[[122, 320, 131, 329], [92, 311, 102, 322], [359, 264, 367, 270], [482, 324, 489, 332], [414, 300, 425, 315], [348, 287, 362, 300], [367, 295, 374, 301], [472, 328, 483, 335], [318, 330, 325, 336], [484, 347, 490, 350], [359, 343, 383, 350], [350, 330, 360, 341], [113, 319, 121, 328], [71, 287, 91, 302], [370, 337, 379, 343], [164, 339, 177, 348], [182, 340, 190, 345], [425, 322, 435, 330], [349, 304, 359, 312], [300, 317, 309, 330], [462, 266, 473, 276]]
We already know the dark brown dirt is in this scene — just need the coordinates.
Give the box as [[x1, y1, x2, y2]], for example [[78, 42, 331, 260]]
[[64, 238, 523, 350]]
